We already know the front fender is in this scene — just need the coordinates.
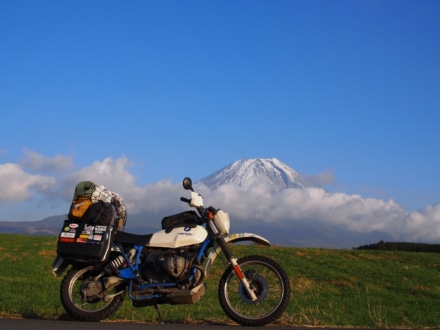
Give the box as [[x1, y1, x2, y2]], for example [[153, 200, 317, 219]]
[[224, 232, 270, 246], [204, 232, 270, 275]]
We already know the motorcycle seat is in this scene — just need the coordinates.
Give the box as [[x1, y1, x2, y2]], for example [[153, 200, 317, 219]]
[[114, 231, 152, 246]]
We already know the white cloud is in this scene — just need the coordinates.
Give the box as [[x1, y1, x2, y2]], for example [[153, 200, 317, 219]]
[[0, 163, 56, 201], [307, 168, 336, 186], [61, 156, 183, 215], [403, 204, 440, 242], [21, 150, 74, 174], [195, 183, 438, 242], [198, 183, 401, 223], [62, 156, 137, 196], [1, 151, 440, 244]]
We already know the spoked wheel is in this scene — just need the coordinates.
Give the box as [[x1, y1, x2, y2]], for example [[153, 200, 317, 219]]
[[60, 266, 125, 321], [218, 255, 291, 326]]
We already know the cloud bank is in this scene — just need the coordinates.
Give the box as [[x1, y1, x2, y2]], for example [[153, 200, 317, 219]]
[[0, 151, 439, 245]]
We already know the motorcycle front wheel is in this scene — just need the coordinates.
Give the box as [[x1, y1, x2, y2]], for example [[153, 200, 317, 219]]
[[218, 255, 291, 326], [60, 266, 125, 321]]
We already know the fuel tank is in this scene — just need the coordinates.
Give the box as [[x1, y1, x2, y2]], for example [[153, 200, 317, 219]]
[[148, 225, 208, 248]]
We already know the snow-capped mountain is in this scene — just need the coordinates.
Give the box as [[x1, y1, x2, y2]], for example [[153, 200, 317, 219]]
[[198, 158, 320, 191]]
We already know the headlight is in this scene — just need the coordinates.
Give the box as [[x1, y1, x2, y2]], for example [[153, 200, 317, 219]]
[[213, 209, 230, 235]]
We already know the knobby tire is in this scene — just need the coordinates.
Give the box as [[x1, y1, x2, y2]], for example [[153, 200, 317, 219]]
[[60, 266, 125, 322], [218, 255, 291, 326]]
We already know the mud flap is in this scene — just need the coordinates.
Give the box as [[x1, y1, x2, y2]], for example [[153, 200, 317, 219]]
[[52, 255, 70, 277]]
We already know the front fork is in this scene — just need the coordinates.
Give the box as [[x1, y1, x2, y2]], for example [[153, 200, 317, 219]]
[[215, 234, 258, 303]]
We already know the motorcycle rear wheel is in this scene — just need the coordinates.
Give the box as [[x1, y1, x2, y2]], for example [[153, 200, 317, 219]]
[[218, 255, 291, 326], [60, 266, 125, 322]]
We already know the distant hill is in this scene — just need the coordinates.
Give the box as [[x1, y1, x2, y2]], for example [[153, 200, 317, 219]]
[[0, 215, 65, 235], [0, 214, 162, 239]]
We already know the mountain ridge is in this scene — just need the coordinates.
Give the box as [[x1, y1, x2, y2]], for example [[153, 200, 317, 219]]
[[197, 158, 320, 191]]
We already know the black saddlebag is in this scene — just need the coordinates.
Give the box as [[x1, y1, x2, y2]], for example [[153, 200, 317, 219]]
[[161, 211, 200, 233], [56, 222, 114, 263]]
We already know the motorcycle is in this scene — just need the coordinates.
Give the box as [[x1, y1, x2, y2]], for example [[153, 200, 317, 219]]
[[52, 177, 291, 326]]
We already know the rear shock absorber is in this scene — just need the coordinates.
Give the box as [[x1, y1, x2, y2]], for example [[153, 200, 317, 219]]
[[104, 255, 125, 275]]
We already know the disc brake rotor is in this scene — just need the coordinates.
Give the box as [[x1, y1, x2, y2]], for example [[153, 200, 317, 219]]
[[238, 271, 269, 304]]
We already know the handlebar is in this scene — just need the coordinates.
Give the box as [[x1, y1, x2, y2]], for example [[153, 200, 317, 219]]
[[180, 195, 209, 218], [180, 197, 191, 204]]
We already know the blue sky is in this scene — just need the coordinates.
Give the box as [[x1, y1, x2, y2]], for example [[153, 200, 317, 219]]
[[1, 0, 440, 238]]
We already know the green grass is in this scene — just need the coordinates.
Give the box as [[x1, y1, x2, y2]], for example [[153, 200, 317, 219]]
[[1, 233, 439, 327]]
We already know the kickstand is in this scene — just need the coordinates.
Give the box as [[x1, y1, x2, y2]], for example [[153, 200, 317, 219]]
[[154, 304, 164, 324]]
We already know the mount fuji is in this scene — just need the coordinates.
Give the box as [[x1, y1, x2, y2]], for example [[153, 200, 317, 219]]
[[197, 158, 320, 191]]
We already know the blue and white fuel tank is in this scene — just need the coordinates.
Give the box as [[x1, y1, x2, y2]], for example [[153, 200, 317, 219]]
[[148, 225, 208, 248]]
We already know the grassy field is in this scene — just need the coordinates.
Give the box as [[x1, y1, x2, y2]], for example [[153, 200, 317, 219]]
[[0, 233, 439, 328]]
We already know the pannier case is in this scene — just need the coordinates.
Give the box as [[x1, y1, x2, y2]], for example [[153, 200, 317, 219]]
[[56, 222, 113, 263]]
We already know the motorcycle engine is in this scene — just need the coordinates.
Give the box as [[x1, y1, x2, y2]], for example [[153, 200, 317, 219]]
[[140, 247, 202, 287]]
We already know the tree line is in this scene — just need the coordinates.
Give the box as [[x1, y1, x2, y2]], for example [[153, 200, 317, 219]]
[[354, 240, 440, 253]]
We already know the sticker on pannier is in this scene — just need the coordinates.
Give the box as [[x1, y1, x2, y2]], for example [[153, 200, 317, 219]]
[[56, 222, 114, 263]]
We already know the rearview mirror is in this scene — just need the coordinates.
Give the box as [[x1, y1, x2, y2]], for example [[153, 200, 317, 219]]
[[182, 177, 194, 191]]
